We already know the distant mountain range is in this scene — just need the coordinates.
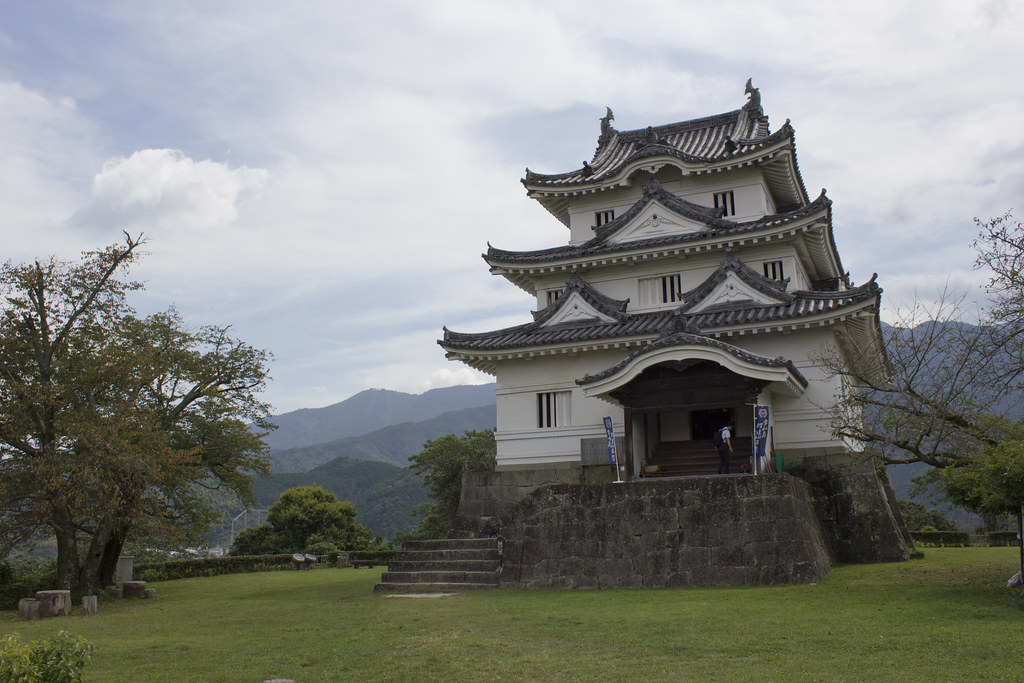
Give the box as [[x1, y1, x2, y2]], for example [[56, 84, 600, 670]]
[[263, 384, 497, 451], [223, 384, 497, 543], [267, 404, 496, 472]]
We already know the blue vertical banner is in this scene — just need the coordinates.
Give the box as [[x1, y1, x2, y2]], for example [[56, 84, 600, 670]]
[[603, 416, 617, 466], [753, 405, 770, 472]]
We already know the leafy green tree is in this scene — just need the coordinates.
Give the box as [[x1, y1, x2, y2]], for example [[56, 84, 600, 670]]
[[228, 525, 283, 556], [267, 485, 375, 551], [406, 430, 495, 539], [229, 486, 377, 554], [938, 437, 1024, 525], [0, 235, 273, 596], [897, 500, 960, 532]]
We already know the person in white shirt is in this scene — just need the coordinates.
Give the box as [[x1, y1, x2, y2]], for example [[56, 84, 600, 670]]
[[716, 423, 734, 474]]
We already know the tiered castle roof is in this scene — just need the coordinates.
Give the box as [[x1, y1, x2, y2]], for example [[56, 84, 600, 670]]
[[522, 83, 809, 225], [441, 84, 883, 385], [487, 180, 845, 294]]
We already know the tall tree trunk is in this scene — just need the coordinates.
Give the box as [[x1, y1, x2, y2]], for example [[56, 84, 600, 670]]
[[51, 515, 81, 597], [77, 515, 119, 597], [1017, 504, 1023, 580], [97, 519, 131, 587]]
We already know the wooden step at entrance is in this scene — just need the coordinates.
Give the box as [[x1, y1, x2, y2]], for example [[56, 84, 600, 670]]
[[374, 537, 501, 593], [643, 437, 753, 477]]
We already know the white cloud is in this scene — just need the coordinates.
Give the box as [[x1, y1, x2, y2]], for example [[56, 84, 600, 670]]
[[2, 0, 1022, 411], [0, 80, 100, 256], [74, 149, 268, 233]]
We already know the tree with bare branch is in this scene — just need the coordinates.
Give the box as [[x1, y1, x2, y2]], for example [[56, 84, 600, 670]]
[[815, 212, 1024, 574], [815, 213, 1024, 469], [0, 234, 273, 596]]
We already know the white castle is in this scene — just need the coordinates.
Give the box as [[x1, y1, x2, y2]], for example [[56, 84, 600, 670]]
[[442, 82, 883, 479]]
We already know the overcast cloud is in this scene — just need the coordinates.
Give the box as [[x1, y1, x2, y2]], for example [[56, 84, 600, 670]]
[[2, 0, 1021, 412]]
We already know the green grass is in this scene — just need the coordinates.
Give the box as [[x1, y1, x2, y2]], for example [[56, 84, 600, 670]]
[[2, 548, 1021, 682]]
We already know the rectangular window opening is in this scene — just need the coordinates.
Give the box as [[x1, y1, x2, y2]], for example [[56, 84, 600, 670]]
[[713, 191, 736, 217], [546, 289, 563, 306], [537, 391, 570, 428], [639, 274, 684, 306], [595, 210, 615, 227], [661, 274, 683, 303], [763, 260, 785, 280]]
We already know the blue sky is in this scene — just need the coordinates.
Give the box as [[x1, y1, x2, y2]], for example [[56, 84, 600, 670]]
[[2, 1, 1021, 413]]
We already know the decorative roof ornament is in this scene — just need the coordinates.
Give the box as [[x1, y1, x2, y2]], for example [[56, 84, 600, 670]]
[[743, 78, 762, 116], [640, 126, 665, 147], [661, 309, 702, 338], [600, 107, 615, 136], [642, 177, 662, 199]]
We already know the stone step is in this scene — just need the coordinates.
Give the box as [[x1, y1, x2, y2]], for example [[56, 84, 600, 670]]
[[380, 570, 499, 585], [374, 536, 503, 593], [388, 559, 498, 572], [374, 581, 498, 593], [392, 548, 499, 563], [400, 537, 498, 552]]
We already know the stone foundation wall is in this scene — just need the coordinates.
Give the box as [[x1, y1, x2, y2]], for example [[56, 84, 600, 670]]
[[451, 453, 909, 587], [498, 475, 832, 588], [451, 465, 613, 537], [781, 453, 909, 563]]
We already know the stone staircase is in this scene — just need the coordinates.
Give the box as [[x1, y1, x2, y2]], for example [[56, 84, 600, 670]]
[[374, 537, 501, 592]]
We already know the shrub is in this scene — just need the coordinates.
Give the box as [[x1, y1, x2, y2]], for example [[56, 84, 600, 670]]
[[910, 531, 971, 547], [229, 525, 283, 556], [0, 631, 93, 683], [348, 549, 396, 566], [0, 583, 47, 611], [980, 531, 1019, 546], [134, 554, 296, 582], [306, 540, 339, 556]]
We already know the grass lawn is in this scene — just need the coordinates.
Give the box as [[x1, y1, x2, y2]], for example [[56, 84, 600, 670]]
[[2, 548, 1021, 682]]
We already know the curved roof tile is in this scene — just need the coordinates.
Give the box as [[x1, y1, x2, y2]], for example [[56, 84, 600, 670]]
[[440, 276, 881, 353], [576, 331, 809, 389], [523, 109, 783, 187], [485, 186, 832, 267]]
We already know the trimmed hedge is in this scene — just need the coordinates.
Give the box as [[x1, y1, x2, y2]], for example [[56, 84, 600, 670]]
[[910, 531, 971, 547], [133, 550, 396, 582], [0, 582, 50, 611], [348, 550, 396, 566], [134, 554, 297, 582], [911, 531, 1021, 548], [979, 531, 1019, 547]]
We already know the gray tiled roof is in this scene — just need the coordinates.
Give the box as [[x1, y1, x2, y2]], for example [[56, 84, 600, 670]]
[[523, 108, 777, 187], [531, 271, 630, 325], [486, 182, 832, 267], [440, 273, 881, 354], [519, 85, 811, 227], [576, 331, 809, 389], [680, 250, 792, 311]]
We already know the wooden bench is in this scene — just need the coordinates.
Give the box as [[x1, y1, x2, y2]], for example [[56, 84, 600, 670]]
[[351, 558, 382, 568]]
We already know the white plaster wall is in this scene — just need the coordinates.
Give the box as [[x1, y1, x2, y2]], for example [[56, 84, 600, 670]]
[[489, 322, 849, 469], [565, 167, 776, 244], [724, 327, 847, 453], [494, 351, 626, 469], [530, 243, 809, 314]]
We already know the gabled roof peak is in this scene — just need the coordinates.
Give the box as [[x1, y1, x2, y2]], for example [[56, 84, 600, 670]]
[[530, 271, 630, 326], [679, 250, 793, 314]]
